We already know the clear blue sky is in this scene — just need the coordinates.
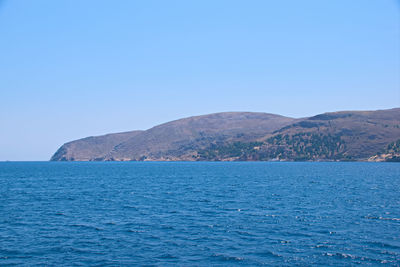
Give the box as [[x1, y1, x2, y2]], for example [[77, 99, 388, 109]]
[[0, 0, 399, 161]]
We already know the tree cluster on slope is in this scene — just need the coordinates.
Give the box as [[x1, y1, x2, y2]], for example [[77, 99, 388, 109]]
[[196, 133, 348, 161]]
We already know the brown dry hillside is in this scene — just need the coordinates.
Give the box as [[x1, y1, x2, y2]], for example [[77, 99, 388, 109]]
[[51, 108, 400, 161], [51, 112, 295, 161], [51, 130, 143, 161]]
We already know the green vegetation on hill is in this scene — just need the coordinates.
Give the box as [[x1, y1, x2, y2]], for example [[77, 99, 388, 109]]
[[384, 139, 400, 162], [263, 132, 347, 161], [197, 142, 263, 160], [196, 133, 348, 161], [387, 139, 400, 154]]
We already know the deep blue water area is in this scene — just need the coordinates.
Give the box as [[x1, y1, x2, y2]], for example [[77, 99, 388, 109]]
[[0, 162, 399, 266]]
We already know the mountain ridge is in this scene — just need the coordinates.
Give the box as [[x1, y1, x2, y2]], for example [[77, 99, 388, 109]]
[[51, 108, 400, 162]]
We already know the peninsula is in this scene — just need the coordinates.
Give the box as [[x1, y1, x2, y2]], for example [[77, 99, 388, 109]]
[[51, 108, 400, 162]]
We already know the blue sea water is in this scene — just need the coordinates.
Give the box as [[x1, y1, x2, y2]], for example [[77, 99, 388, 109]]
[[0, 162, 399, 266]]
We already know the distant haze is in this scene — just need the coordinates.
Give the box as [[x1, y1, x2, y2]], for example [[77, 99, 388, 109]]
[[0, 0, 399, 160]]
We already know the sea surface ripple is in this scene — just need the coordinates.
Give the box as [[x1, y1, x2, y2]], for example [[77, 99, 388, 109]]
[[0, 162, 399, 266]]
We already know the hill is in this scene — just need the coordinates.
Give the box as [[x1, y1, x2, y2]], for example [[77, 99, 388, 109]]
[[51, 108, 400, 162], [51, 130, 142, 161], [51, 112, 295, 161], [197, 108, 400, 161]]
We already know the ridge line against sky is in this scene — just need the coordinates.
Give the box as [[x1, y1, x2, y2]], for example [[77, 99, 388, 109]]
[[0, 0, 399, 160]]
